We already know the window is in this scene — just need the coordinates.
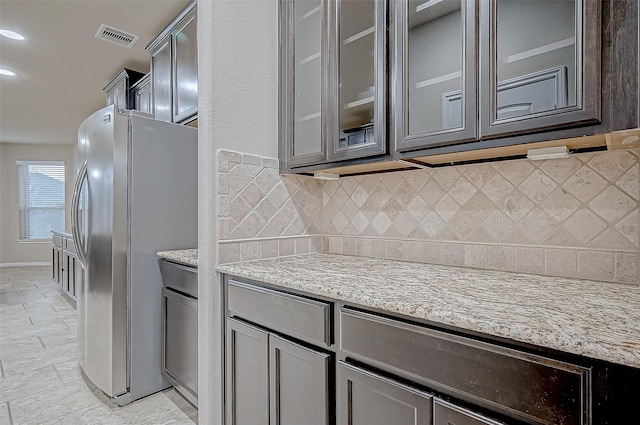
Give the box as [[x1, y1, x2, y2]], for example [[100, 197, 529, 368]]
[[17, 161, 65, 240]]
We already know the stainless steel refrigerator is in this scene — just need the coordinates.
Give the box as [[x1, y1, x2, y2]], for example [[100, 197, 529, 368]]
[[71, 105, 198, 405]]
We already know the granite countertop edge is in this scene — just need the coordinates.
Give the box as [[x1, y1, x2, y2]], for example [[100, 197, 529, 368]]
[[216, 253, 640, 370], [157, 249, 198, 267]]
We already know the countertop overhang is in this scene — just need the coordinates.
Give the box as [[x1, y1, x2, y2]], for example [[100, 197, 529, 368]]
[[216, 253, 640, 369], [157, 249, 198, 267]]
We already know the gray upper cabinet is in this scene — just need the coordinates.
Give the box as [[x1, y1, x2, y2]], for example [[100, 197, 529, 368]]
[[149, 35, 173, 122], [480, 0, 600, 139], [131, 73, 152, 115], [393, 0, 477, 152], [394, 0, 602, 154], [280, 0, 387, 172], [103, 68, 146, 111], [172, 8, 198, 123], [147, 1, 197, 124]]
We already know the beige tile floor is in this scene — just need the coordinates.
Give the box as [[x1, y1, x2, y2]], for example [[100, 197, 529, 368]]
[[0, 266, 197, 425]]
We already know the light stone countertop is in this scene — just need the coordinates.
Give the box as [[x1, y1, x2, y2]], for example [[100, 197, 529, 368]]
[[157, 249, 198, 267], [216, 253, 640, 369]]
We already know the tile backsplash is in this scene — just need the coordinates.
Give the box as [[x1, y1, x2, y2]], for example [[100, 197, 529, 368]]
[[217, 148, 639, 283]]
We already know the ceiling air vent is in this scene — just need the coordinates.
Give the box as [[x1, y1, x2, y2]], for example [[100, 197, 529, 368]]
[[95, 24, 140, 48]]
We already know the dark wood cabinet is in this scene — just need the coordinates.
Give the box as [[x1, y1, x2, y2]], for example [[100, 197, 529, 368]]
[[147, 1, 197, 124], [339, 362, 433, 425], [103, 68, 146, 111], [280, 0, 387, 173], [225, 280, 332, 425], [434, 399, 505, 425], [222, 274, 640, 425], [281, 0, 639, 174], [392, 0, 478, 152]]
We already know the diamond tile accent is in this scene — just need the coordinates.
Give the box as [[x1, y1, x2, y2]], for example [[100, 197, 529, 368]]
[[421, 211, 445, 237], [519, 170, 557, 203], [481, 174, 514, 205], [563, 209, 608, 243], [615, 210, 639, 246], [540, 188, 581, 222], [539, 157, 582, 182], [499, 190, 534, 221], [449, 177, 477, 206], [435, 195, 460, 222], [563, 166, 608, 202], [371, 212, 392, 235], [520, 209, 557, 241], [617, 164, 639, 200], [351, 185, 369, 208], [433, 168, 461, 189], [351, 212, 369, 234], [419, 180, 445, 206], [482, 210, 514, 240], [588, 151, 637, 181], [589, 187, 636, 223], [496, 159, 535, 186]]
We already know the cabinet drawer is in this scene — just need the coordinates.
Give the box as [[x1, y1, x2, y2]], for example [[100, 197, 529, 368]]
[[227, 280, 332, 347], [161, 260, 198, 298], [340, 307, 590, 425]]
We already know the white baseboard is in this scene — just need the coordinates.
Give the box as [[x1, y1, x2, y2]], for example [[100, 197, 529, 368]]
[[0, 262, 50, 268]]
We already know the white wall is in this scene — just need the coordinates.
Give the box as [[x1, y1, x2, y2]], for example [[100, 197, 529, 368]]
[[0, 142, 75, 265], [197, 0, 279, 424]]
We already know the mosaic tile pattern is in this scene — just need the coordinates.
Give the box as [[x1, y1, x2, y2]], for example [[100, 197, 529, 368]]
[[217, 150, 324, 263], [322, 149, 640, 283], [218, 148, 639, 282]]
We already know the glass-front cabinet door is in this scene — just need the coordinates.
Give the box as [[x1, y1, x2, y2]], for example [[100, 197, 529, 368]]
[[480, 0, 600, 138], [393, 0, 477, 152], [281, 0, 327, 168], [329, 0, 387, 161]]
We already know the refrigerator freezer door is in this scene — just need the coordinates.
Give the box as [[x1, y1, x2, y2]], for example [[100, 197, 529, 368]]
[[78, 105, 128, 398]]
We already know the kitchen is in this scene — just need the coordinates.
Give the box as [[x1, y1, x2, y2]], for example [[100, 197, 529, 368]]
[[1, 0, 640, 425]]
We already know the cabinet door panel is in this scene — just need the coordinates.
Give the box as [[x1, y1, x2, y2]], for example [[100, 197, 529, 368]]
[[394, 0, 477, 152], [330, 0, 387, 161], [282, 0, 328, 168], [173, 9, 198, 123], [151, 37, 173, 122], [434, 399, 505, 425], [269, 334, 330, 425], [226, 318, 269, 425], [338, 362, 432, 425], [480, 0, 600, 138]]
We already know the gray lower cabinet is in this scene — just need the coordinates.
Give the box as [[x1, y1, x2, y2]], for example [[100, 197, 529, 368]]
[[226, 318, 331, 425], [162, 287, 198, 406], [339, 362, 432, 425]]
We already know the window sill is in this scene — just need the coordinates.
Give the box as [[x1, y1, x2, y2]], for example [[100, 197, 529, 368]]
[[17, 239, 52, 244]]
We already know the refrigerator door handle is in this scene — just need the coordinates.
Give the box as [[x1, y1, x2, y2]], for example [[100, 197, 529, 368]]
[[71, 160, 88, 269]]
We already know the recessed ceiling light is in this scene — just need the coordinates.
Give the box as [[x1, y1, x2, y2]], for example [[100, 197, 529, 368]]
[[0, 29, 25, 40], [0, 68, 16, 76]]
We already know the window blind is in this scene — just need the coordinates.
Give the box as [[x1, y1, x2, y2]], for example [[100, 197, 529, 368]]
[[17, 161, 65, 240]]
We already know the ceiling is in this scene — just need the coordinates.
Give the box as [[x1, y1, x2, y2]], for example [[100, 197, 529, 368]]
[[0, 0, 191, 146]]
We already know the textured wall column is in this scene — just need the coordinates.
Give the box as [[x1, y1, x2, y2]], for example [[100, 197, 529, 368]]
[[198, 0, 279, 424], [197, 0, 221, 424]]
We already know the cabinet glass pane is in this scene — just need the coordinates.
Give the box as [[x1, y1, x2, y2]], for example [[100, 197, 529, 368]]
[[496, 0, 577, 120], [408, 0, 463, 135], [339, 0, 375, 148], [293, 0, 323, 157]]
